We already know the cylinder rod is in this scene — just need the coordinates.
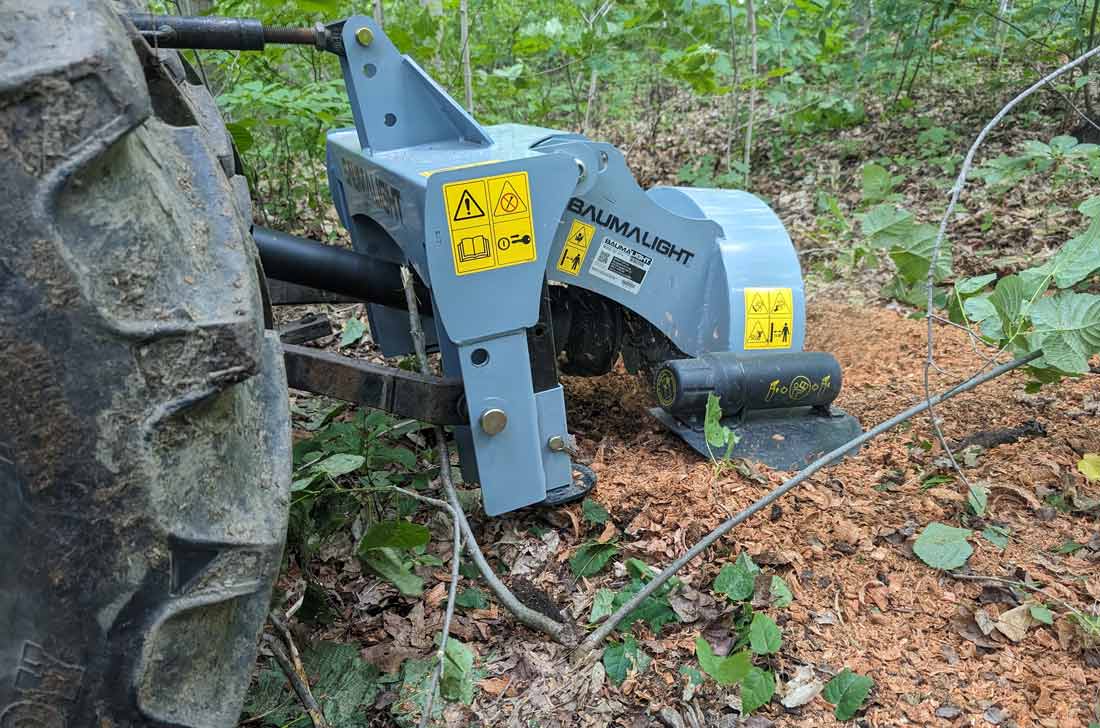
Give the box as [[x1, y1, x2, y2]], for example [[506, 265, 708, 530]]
[[126, 14, 333, 52]]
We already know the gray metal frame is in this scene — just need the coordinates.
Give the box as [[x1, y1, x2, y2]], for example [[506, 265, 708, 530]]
[[326, 17, 809, 514]]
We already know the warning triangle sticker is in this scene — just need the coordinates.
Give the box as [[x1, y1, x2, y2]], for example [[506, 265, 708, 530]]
[[750, 321, 767, 341], [493, 180, 528, 216], [453, 189, 486, 221], [750, 293, 768, 314], [771, 293, 790, 313]]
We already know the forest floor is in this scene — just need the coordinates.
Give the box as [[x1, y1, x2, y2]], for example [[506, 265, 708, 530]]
[[256, 79, 1100, 727]]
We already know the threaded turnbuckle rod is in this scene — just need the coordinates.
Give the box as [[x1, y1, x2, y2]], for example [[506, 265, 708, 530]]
[[126, 14, 345, 55]]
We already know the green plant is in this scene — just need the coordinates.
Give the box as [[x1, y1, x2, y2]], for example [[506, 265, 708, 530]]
[[695, 552, 794, 714], [974, 135, 1100, 192], [289, 407, 433, 581], [946, 197, 1100, 383], [591, 558, 681, 633], [703, 393, 740, 475]]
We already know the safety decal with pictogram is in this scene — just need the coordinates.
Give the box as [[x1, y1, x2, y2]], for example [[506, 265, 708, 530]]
[[442, 171, 535, 275], [743, 287, 794, 350]]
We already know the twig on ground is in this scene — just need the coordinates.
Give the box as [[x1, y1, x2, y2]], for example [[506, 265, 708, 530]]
[[269, 610, 307, 678], [400, 483, 463, 728], [921, 44, 1100, 496], [397, 266, 575, 653], [572, 350, 1040, 662], [263, 632, 330, 728]]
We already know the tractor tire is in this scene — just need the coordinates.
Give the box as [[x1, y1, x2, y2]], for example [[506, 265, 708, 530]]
[[0, 3, 291, 727]]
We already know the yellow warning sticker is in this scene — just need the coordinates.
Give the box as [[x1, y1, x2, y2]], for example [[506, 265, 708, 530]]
[[744, 287, 794, 350], [419, 159, 502, 178], [443, 171, 535, 276], [556, 219, 596, 276]]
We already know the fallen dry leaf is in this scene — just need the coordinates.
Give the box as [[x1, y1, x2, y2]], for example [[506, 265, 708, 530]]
[[780, 665, 824, 708], [994, 604, 1036, 642], [478, 676, 513, 697]]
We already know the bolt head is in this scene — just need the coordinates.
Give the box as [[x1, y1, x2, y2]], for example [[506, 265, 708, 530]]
[[547, 435, 566, 452], [355, 26, 374, 46], [479, 408, 508, 436]]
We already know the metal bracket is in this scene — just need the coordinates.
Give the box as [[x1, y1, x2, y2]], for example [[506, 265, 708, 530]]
[[283, 345, 465, 425]]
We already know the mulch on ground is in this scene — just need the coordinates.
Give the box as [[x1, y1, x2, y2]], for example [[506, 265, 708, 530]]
[[290, 296, 1098, 727]]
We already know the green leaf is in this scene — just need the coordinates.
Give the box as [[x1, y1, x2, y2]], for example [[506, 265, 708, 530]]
[[589, 588, 615, 623], [569, 541, 619, 577], [242, 668, 300, 726], [313, 453, 366, 478], [859, 204, 912, 246], [1029, 603, 1054, 625], [955, 273, 997, 295], [888, 223, 951, 285], [455, 587, 488, 610], [1045, 216, 1100, 288], [291, 474, 318, 492], [740, 667, 776, 714], [360, 547, 424, 596], [582, 498, 610, 525], [225, 121, 254, 153], [988, 275, 1027, 343], [770, 575, 794, 607], [861, 163, 892, 203], [603, 636, 650, 686], [359, 520, 429, 552], [306, 642, 383, 726], [748, 612, 782, 654], [372, 445, 417, 469], [1030, 293, 1100, 373], [614, 580, 680, 632], [695, 637, 752, 685], [822, 668, 874, 720], [1080, 196, 1100, 219], [714, 552, 759, 601], [1078, 454, 1100, 482], [340, 317, 367, 348], [982, 525, 1010, 549], [440, 639, 476, 704], [704, 393, 732, 448], [246, 643, 385, 726], [967, 483, 988, 517], [913, 522, 973, 570], [1054, 539, 1083, 554], [296, 0, 345, 12]]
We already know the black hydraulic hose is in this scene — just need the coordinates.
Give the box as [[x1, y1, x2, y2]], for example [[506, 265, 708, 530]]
[[252, 226, 430, 311]]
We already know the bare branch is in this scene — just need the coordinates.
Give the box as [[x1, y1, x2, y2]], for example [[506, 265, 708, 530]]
[[263, 633, 330, 728], [921, 44, 1100, 498]]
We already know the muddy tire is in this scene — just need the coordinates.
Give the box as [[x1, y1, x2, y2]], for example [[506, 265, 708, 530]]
[[0, 3, 290, 727]]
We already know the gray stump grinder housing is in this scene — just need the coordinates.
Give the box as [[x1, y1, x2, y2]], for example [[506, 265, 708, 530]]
[[0, 5, 860, 726]]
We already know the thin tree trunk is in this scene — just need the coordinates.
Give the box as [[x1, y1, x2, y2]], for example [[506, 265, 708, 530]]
[[422, 0, 445, 71], [1084, 0, 1099, 117], [460, 0, 473, 112], [725, 0, 740, 173], [583, 68, 599, 135], [995, 0, 1011, 65], [373, 0, 384, 28], [892, 6, 926, 103], [742, 0, 757, 188]]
